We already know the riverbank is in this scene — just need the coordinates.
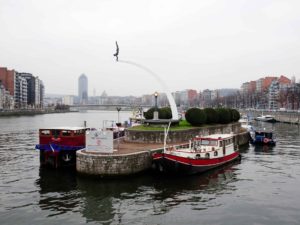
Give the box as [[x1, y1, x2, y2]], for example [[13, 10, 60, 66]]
[[240, 109, 300, 124], [0, 109, 76, 117]]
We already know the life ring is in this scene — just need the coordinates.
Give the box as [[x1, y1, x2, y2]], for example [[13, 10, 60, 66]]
[[263, 138, 269, 144]]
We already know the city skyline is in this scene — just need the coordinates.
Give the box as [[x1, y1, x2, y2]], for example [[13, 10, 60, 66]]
[[1, 0, 300, 96]]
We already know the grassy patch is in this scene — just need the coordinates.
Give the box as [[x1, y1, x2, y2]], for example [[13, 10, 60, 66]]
[[128, 120, 196, 131], [127, 120, 229, 131]]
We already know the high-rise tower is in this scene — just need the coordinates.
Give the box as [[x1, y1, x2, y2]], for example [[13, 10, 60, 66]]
[[78, 74, 88, 104]]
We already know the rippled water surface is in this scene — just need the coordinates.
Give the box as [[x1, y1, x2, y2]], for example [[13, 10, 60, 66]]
[[1, 112, 300, 225]]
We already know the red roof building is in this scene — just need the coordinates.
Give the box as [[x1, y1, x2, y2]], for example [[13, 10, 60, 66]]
[[278, 75, 291, 88], [262, 76, 277, 91], [0, 67, 15, 96]]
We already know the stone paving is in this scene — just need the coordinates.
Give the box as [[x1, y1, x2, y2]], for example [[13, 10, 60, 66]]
[[84, 138, 184, 155]]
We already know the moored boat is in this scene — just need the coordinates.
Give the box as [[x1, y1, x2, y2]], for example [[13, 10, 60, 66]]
[[255, 115, 276, 123], [250, 129, 276, 146], [35, 122, 126, 168], [102, 120, 125, 139], [35, 127, 87, 168], [152, 134, 240, 175], [239, 114, 254, 132]]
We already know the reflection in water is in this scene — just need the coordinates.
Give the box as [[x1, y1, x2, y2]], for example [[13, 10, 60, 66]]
[[36, 168, 82, 217], [253, 145, 275, 153], [36, 161, 240, 224], [238, 144, 250, 154]]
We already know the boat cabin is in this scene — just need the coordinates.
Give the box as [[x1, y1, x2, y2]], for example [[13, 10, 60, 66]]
[[153, 133, 240, 174], [166, 134, 237, 159], [254, 130, 273, 139], [250, 130, 275, 145], [39, 127, 86, 147], [193, 134, 234, 151]]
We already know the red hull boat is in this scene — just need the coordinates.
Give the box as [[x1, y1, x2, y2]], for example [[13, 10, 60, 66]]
[[152, 134, 241, 175]]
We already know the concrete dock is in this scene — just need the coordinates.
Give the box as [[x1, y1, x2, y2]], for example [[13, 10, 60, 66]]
[[76, 139, 176, 177]]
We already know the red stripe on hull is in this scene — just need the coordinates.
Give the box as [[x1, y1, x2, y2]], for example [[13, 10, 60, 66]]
[[165, 151, 239, 166]]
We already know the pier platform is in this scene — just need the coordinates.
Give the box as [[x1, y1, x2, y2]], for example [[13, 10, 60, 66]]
[[76, 139, 176, 177]]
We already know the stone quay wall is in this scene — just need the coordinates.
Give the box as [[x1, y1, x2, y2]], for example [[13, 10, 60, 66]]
[[76, 148, 162, 177], [125, 122, 241, 144]]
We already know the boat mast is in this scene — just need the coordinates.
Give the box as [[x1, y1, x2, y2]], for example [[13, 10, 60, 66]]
[[163, 121, 172, 152]]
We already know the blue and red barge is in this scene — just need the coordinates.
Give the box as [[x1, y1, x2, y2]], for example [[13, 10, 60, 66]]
[[35, 127, 86, 168]]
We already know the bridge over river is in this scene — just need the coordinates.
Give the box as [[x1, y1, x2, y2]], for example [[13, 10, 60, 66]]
[[69, 104, 152, 111]]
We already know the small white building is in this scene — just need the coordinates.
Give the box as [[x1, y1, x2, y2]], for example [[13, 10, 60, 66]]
[[62, 95, 74, 105]]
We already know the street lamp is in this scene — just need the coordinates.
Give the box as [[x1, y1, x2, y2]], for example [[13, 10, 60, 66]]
[[153, 91, 159, 120], [116, 107, 121, 126], [154, 91, 159, 110]]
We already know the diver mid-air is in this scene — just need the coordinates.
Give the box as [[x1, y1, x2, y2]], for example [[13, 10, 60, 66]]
[[113, 41, 119, 61]]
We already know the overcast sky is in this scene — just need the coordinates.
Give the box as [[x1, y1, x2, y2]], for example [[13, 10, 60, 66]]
[[1, 0, 300, 96]]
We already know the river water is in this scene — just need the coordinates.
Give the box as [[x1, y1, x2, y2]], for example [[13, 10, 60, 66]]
[[0, 111, 300, 225]]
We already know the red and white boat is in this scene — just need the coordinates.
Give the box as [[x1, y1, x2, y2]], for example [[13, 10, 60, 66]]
[[152, 134, 240, 175]]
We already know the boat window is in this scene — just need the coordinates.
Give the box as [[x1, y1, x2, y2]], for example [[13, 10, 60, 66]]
[[205, 153, 210, 159], [225, 139, 232, 145], [74, 129, 85, 135], [214, 151, 218, 156], [62, 130, 71, 136], [265, 133, 272, 138], [201, 140, 209, 145], [52, 130, 60, 137], [40, 130, 50, 135], [193, 141, 199, 149], [201, 140, 217, 146], [219, 141, 223, 147], [210, 140, 217, 146]]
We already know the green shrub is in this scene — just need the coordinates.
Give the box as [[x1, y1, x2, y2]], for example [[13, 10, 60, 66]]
[[229, 108, 240, 122], [144, 107, 173, 119], [144, 107, 156, 119], [185, 107, 207, 125], [159, 107, 172, 119], [203, 108, 219, 124], [216, 108, 231, 124]]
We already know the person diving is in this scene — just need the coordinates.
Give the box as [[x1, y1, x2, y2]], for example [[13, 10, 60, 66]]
[[113, 41, 119, 61]]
